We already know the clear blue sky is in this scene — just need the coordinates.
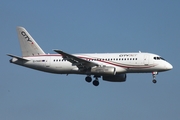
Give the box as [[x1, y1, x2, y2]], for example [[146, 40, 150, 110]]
[[1, 0, 179, 120]]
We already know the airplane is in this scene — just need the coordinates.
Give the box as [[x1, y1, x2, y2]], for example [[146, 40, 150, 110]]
[[7, 27, 173, 86]]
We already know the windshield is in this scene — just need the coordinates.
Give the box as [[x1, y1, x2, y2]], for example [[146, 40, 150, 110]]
[[153, 57, 165, 60]]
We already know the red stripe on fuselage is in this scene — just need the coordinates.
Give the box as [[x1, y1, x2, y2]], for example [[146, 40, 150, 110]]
[[24, 54, 156, 69]]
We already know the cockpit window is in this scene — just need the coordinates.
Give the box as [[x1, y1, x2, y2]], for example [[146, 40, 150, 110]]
[[160, 57, 165, 60], [154, 56, 165, 60]]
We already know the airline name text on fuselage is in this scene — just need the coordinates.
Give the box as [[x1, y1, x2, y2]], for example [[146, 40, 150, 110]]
[[119, 54, 137, 57]]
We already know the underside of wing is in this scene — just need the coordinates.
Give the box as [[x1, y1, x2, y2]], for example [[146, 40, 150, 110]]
[[54, 50, 99, 70]]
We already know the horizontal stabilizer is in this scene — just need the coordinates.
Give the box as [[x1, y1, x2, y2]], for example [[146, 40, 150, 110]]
[[7, 54, 29, 61]]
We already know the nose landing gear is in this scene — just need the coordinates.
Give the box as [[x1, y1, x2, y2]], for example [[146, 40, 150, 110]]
[[152, 72, 158, 84], [152, 79, 157, 83]]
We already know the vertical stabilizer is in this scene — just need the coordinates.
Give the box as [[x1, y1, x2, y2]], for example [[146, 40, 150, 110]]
[[17, 27, 45, 57]]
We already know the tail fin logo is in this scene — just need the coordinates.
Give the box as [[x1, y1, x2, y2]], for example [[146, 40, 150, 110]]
[[21, 31, 34, 44]]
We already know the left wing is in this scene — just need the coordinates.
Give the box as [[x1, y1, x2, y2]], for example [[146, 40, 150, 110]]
[[54, 50, 99, 70]]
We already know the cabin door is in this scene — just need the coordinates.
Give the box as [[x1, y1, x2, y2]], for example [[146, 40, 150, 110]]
[[144, 55, 149, 65], [45, 57, 51, 67]]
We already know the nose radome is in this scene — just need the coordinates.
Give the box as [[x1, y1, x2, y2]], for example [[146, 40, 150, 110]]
[[166, 62, 173, 70]]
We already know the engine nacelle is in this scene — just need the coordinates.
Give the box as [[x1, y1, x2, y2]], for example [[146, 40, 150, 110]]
[[89, 66, 116, 75], [102, 74, 127, 82]]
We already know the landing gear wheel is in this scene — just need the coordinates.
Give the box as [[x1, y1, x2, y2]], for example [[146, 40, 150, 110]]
[[93, 80, 99, 86], [85, 76, 92, 83], [152, 79, 157, 84], [152, 72, 158, 84]]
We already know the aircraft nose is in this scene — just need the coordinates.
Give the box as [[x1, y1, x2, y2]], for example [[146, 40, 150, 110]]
[[166, 62, 173, 70]]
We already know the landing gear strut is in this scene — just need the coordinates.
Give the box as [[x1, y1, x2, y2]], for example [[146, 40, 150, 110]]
[[152, 72, 158, 84]]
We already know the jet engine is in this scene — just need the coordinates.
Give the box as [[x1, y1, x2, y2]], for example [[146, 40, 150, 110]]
[[102, 74, 127, 82]]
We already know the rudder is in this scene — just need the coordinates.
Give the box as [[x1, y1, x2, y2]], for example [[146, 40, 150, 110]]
[[17, 27, 45, 57]]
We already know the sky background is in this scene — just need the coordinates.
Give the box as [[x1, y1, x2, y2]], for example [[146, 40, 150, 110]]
[[0, 0, 179, 120]]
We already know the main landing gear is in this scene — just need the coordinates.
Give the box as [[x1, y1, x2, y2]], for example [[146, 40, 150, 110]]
[[85, 76, 100, 86], [152, 72, 158, 84], [85, 76, 92, 83]]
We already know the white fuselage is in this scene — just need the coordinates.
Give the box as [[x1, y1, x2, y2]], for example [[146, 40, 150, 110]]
[[8, 27, 173, 86], [11, 52, 172, 75]]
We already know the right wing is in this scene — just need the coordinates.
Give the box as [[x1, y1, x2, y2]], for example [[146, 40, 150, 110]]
[[54, 50, 99, 70]]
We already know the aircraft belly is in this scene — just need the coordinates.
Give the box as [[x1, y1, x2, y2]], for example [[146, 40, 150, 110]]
[[47, 62, 78, 74], [126, 67, 157, 73]]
